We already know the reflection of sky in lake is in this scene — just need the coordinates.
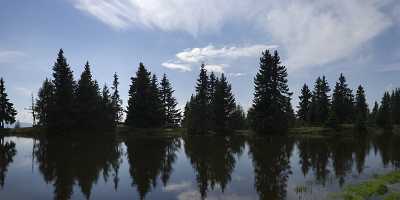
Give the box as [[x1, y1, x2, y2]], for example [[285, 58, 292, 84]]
[[0, 135, 399, 200]]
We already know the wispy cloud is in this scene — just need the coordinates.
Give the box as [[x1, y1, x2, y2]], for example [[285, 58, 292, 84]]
[[163, 181, 191, 192], [163, 44, 275, 73], [0, 50, 25, 63], [74, 0, 397, 70], [162, 62, 191, 72]]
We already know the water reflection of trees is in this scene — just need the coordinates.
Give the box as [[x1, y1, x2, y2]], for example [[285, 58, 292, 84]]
[[34, 135, 123, 200], [373, 134, 400, 168], [184, 135, 245, 199], [297, 136, 371, 186], [248, 136, 294, 200], [0, 137, 16, 188], [124, 136, 181, 200]]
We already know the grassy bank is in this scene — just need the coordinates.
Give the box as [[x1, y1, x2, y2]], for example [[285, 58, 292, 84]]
[[330, 171, 400, 200]]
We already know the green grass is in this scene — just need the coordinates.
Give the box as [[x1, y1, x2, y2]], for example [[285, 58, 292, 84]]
[[331, 171, 400, 200]]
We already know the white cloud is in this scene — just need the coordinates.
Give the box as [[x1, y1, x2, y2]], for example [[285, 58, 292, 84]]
[[164, 44, 274, 72], [228, 73, 245, 77], [74, 0, 397, 69], [0, 50, 25, 63], [176, 45, 277, 63], [162, 62, 191, 72], [262, 0, 392, 70], [204, 64, 225, 73]]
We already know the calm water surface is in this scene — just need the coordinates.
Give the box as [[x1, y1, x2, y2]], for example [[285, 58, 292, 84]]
[[0, 134, 399, 200]]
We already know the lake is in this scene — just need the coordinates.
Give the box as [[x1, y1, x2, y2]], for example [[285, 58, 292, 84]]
[[0, 134, 399, 200]]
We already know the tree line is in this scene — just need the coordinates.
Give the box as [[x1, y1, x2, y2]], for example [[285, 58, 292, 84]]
[[0, 48, 399, 134]]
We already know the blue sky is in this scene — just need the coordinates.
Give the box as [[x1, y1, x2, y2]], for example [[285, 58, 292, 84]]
[[1, 0, 400, 123]]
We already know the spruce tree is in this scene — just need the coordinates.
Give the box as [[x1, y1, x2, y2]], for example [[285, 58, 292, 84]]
[[35, 78, 54, 127], [297, 84, 312, 122], [251, 50, 292, 134], [355, 85, 368, 130], [228, 105, 247, 130], [75, 62, 101, 130], [390, 89, 400, 124], [208, 72, 217, 130], [369, 101, 379, 126], [331, 73, 354, 123], [0, 78, 17, 128], [188, 64, 210, 134], [377, 92, 393, 131], [100, 85, 114, 130], [111, 73, 123, 127], [213, 73, 236, 133], [150, 74, 164, 127], [126, 63, 160, 128], [50, 49, 76, 130], [160, 74, 181, 128], [182, 95, 194, 129], [309, 76, 330, 124]]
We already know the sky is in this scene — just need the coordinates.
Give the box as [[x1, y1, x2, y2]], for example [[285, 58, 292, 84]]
[[1, 0, 400, 123]]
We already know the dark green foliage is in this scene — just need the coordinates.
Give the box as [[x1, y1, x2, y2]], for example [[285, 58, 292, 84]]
[[187, 64, 210, 134], [390, 89, 400, 124], [111, 73, 123, 127], [369, 101, 379, 126], [250, 50, 292, 134], [35, 78, 55, 127], [182, 95, 194, 129], [326, 109, 339, 130], [75, 62, 102, 130], [0, 78, 17, 128], [228, 105, 247, 130], [50, 49, 76, 131], [377, 92, 393, 131], [331, 73, 354, 123], [309, 76, 330, 124], [126, 63, 163, 128], [355, 85, 369, 130], [100, 85, 114, 130], [297, 84, 312, 122], [213, 73, 236, 133], [160, 74, 181, 128]]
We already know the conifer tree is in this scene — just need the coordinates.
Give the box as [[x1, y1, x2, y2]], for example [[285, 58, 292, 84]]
[[100, 85, 114, 130], [126, 63, 160, 128], [188, 64, 210, 134], [331, 73, 354, 123], [251, 50, 292, 134], [160, 74, 181, 128], [309, 76, 330, 124], [369, 101, 379, 125], [111, 73, 123, 127], [297, 84, 312, 122], [35, 78, 54, 127], [355, 85, 368, 130], [0, 78, 17, 128], [208, 72, 217, 130], [390, 89, 400, 124], [50, 49, 76, 130], [229, 105, 247, 130], [377, 92, 393, 131], [182, 95, 194, 129], [213, 73, 236, 133], [150, 74, 164, 127], [75, 62, 101, 130]]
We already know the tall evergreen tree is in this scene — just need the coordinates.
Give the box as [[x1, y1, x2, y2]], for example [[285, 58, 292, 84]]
[[331, 73, 354, 123], [75, 62, 101, 130], [160, 74, 181, 128], [369, 101, 379, 125], [355, 85, 369, 130], [377, 92, 393, 131], [297, 84, 312, 122], [0, 78, 17, 128], [188, 64, 210, 134], [35, 78, 55, 127], [228, 105, 247, 130], [111, 73, 123, 127], [213, 73, 236, 133], [309, 76, 331, 124], [251, 50, 292, 134], [50, 49, 76, 130], [208, 72, 217, 130], [390, 89, 400, 124], [150, 75, 164, 127], [182, 95, 194, 129], [100, 85, 114, 130], [126, 63, 160, 128]]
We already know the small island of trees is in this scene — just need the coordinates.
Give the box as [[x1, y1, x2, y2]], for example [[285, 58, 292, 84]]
[[1, 48, 399, 136]]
